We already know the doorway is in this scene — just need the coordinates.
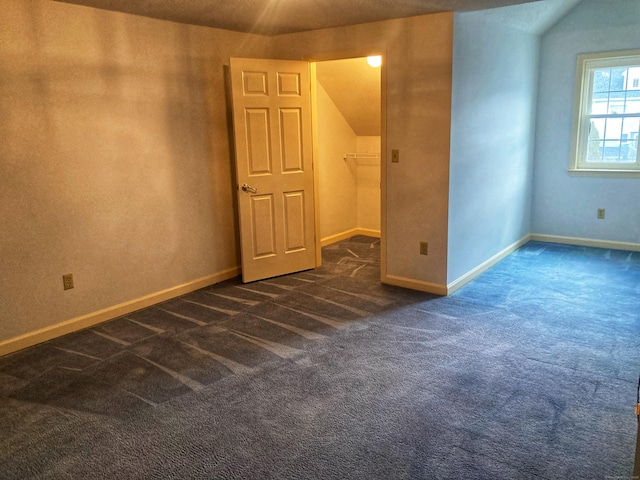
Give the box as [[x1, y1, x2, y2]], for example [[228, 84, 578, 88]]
[[227, 55, 385, 283], [312, 57, 382, 250]]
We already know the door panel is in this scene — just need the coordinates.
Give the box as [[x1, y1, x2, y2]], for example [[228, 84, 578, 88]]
[[230, 58, 316, 282], [245, 109, 272, 175], [280, 108, 304, 172], [243, 71, 268, 95], [278, 72, 301, 95], [250, 195, 276, 258], [283, 191, 306, 252]]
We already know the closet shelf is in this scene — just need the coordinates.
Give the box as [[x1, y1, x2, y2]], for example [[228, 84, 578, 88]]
[[343, 152, 381, 164]]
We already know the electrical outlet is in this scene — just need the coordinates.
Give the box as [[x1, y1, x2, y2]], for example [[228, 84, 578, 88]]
[[420, 241, 428, 256], [62, 274, 74, 290], [597, 208, 605, 219], [391, 149, 400, 163]]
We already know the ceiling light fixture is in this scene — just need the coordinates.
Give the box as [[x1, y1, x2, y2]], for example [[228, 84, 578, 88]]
[[367, 56, 382, 68]]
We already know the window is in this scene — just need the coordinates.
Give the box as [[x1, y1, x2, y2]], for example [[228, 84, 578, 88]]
[[570, 50, 640, 175]]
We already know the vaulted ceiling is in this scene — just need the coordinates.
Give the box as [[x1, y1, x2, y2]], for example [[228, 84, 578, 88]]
[[57, 0, 560, 36], [317, 57, 381, 136]]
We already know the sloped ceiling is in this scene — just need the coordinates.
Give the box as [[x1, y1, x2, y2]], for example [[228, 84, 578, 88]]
[[317, 58, 381, 136], [310, 0, 582, 136], [469, 0, 582, 34], [57, 0, 551, 36]]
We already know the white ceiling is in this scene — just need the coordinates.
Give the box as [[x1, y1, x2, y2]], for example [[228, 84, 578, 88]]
[[55, 0, 572, 36]]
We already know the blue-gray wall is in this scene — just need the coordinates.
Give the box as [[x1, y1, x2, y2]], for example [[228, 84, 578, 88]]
[[448, 12, 539, 283], [532, 0, 640, 243]]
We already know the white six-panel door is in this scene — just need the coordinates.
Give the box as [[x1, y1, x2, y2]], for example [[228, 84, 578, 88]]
[[229, 58, 316, 282]]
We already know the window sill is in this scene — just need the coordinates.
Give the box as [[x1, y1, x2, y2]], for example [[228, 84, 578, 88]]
[[568, 168, 640, 178]]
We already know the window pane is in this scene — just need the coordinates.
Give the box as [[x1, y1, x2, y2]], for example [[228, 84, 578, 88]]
[[590, 67, 640, 114], [592, 69, 611, 93], [605, 117, 623, 140], [586, 141, 603, 163], [590, 92, 609, 114], [608, 97, 625, 114], [589, 118, 605, 141], [630, 67, 640, 85], [625, 89, 640, 114], [621, 117, 639, 162], [601, 118, 622, 161], [610, 68, 626, 90], [603, 140, 621, 162], [586, 118, 604, 163]]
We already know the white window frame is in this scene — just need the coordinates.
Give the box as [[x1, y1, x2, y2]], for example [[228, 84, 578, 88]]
[[569, 49, 640, 177]]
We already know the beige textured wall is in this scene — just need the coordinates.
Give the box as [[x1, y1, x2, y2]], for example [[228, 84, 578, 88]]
[[315, 83, 358, 240], [0, 0, 267, 343], [0, 3, 454, 347], [355, 136, 381, 232], [272, 14, 453, 287]]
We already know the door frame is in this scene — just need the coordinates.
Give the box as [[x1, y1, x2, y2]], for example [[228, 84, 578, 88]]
[[308, 49, 388, 281]]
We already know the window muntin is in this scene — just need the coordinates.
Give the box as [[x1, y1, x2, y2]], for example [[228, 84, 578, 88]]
[[571, 51, 640, 173]]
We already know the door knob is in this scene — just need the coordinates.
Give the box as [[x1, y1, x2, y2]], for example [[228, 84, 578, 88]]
[[241, 183, 258, 194]]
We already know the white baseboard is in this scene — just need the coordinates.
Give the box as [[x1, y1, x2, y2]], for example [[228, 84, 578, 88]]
[[321, 228, 381, 247], [530, 234, 640, 252], [356, 228, 381, 239], [0, 266, 241, 358], [5, 233, 633, 357], [446, 235, 531, 295], [382, 274, 448, 296]]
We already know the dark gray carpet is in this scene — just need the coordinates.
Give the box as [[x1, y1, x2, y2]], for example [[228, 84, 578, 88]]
[[0, 236, 638, 479]]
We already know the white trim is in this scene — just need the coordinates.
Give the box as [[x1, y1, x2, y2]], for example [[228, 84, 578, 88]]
[[320, 228, 381, 247], [382, 274, 447, 296], [356, 228, 381, 239], [568, 168, 640, 178], [446, 235, 531, 295], [0, 267, 241, 358], [310, 61, 323, 268], [383, 233, 638, 298], [530, 234, 640, 252]]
